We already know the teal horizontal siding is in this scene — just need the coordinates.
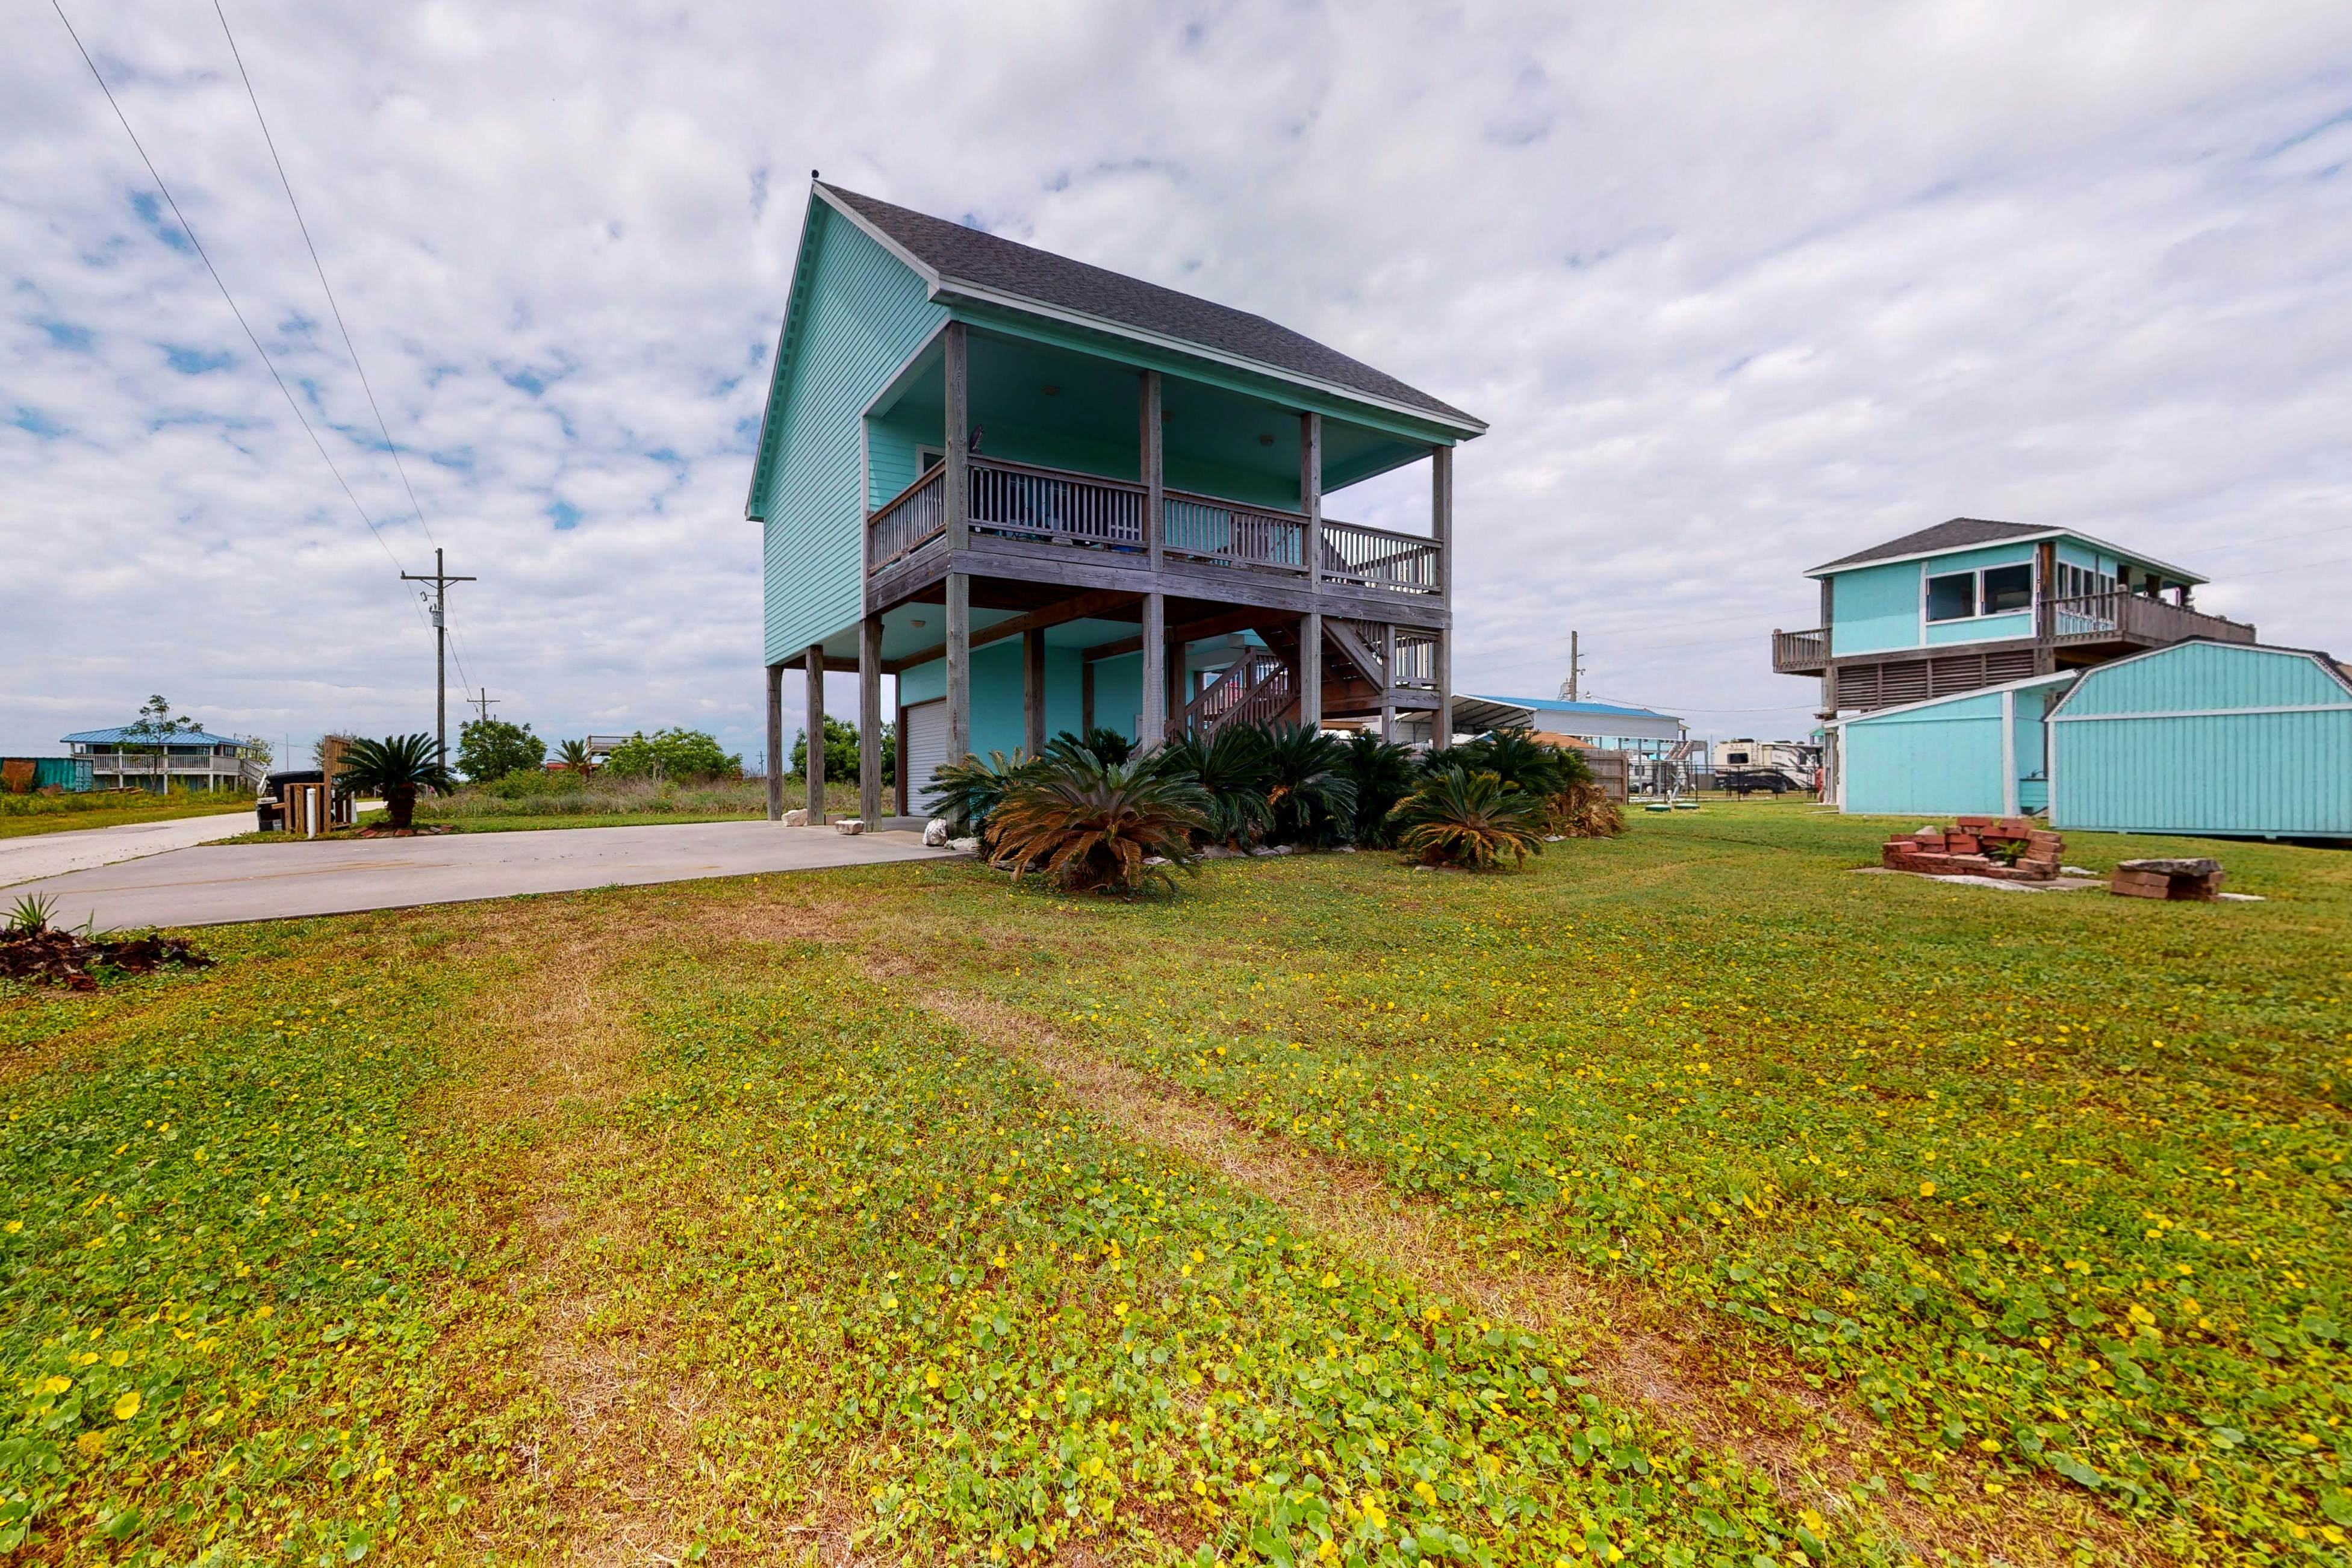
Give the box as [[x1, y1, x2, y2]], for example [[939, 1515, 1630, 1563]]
[[1829, 561, 1918, 655], [758, 204, 948, 664], [2052, 644, 2352, 837], [1926, 609, 2030, 647], [1841, 692, 2007, 818]]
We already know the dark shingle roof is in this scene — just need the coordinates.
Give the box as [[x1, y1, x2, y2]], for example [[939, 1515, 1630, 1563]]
[[820, 184, 1481, 431], [1811, 517, 2050, 574]]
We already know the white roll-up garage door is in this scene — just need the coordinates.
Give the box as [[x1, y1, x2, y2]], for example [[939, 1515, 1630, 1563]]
[[902, 699, 949, 818]]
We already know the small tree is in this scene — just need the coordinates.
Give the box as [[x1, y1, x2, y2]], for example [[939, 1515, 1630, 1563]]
[[458, 718, 547, 783], [557, 738, 593, 776], [789, 717, 894, 785], [120, 694, 199, 794], [602, 728, 741, 782]]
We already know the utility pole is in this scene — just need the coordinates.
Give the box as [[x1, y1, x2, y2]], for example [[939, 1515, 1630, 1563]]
[[1560, 630, 1584, 702], [468, 688, 499, 724], [400, 548, 474, 764]]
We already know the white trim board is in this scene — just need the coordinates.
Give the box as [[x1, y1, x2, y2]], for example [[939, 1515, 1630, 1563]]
[[2000, 688, 2018, 818], [2052, 703, 2352, 722]]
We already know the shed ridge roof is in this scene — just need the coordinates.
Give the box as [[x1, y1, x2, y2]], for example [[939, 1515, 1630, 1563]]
[[816, 182, 1482, 432]]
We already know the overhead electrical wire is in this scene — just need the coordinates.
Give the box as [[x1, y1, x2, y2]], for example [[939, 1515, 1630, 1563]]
[[209, 0, 479, 700], [48, 0, 423, 619]]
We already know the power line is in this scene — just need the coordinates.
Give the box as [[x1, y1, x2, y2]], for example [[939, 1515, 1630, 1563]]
[[207, 0, 474, 703], [210, 0, 441, 555], [49, 0, 418, 592]]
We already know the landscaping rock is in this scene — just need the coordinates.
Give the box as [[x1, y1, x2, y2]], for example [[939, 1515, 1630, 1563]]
[[950, 836, 980, 854], [833, 818, 865, 835], [922, 818, 949, 847], [783, 808, 808, 827]]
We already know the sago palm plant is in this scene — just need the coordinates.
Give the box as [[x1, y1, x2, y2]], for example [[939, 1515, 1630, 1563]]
[[1336, 729, 1419, 847], [1160, 724, 1274, 847], [923, 750, 1042, 835], [1448, 730, 1569, 798], [557, 738, 594, 776], [987, 750, 1208, 895], [333, 734, 453, 830], [1389, 767, 1546, 871], [1255, 722, 1357, 848], [1049, 727, 1136, 767]]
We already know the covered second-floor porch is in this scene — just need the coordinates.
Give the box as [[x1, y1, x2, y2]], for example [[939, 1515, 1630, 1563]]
[[857, 320, 1448, 630]]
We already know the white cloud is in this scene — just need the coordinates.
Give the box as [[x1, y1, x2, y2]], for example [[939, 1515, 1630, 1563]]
[[3, 0, 2348, 764]]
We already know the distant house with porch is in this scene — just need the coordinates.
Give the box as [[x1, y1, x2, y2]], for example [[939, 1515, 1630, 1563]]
[[744, 181, 1484, 821], [63, 727, 266, 792]]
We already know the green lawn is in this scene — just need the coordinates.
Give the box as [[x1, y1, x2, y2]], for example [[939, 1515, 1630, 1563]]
[[0, 805, 2341, 1565], [0, 796, 252, 840]]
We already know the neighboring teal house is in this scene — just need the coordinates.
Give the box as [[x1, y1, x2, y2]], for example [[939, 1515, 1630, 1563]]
[[744, 181, 1485, 821], [1781, 523, 2348, 838], [1773, 517, 2253, 713], [1772, 517, 2254, 812]]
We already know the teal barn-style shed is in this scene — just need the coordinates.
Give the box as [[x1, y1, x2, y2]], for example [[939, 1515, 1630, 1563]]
[[744, 180, 1486, 823], [1829, 639, 2352, 839], [1829, 672, 2072, 820], [2048, 641, 2352, 839]]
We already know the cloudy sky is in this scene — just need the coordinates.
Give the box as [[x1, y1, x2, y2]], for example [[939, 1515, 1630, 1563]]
[[5, 0, 2350, 767]]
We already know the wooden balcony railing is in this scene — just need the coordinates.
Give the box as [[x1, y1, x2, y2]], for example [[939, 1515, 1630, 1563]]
[[866, 456, 1443, 597], [1772, 628, 1829, 673], [1164, 491, 1305, 573], [2041, 591, 2255, 647], [970, 458, 1146, 548], [867, 468, 945, 569], [1320, 519, 1440, 593]]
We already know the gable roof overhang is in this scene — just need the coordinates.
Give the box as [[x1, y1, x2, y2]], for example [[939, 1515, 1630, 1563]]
[[832, 181, 1478, 414], [2041, 637, 2352, 722], [1805, 519, 2208, 585]]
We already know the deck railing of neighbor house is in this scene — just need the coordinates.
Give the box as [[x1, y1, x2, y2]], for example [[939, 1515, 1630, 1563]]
[[1772, 628, 1829, 674], [2041, 591, 2255, 647], [868, 468, 946, 568], [867, 456, 1442, 596]]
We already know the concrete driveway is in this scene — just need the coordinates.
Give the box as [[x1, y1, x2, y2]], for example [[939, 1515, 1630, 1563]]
[[8, 820, 956, 930], [0, 809, 261, 889]]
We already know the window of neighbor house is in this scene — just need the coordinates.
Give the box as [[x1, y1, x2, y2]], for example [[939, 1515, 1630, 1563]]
[[1981, 564, 2033, 614], [1925, 572, 1977, 621]]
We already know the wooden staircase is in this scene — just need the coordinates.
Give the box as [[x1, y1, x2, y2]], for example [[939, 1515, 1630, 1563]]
[[1172, 645, 1293, 739], [1166, 618, 1398, 741]]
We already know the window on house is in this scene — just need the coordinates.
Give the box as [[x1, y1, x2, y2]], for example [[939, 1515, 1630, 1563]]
[[1981, 564, 2033, 614], [918, 447, 944, 473], [1925, 572, 1976, 621]]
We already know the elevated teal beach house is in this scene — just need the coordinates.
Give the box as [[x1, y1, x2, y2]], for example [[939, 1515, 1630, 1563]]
[[744, 181, 1484, 821]]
